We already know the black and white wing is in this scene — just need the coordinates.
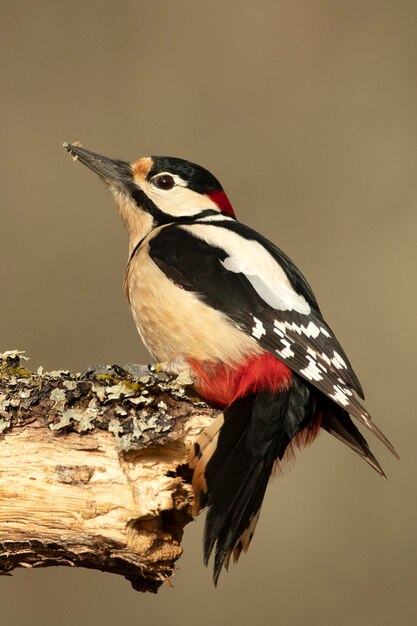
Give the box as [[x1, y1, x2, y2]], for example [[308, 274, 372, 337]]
[[147, 217, 397, 458]]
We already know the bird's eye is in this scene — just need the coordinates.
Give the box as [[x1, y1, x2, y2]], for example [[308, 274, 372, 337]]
[[152, 174, 176, 190]]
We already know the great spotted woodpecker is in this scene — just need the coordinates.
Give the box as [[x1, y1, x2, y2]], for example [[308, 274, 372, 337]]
[[64, 143, 398, 584]]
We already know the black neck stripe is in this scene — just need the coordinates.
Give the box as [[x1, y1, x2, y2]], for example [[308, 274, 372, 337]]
[[127, 208, 221, 269]]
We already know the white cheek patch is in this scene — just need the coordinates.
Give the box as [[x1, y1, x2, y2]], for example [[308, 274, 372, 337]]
[[142, 180, 219, 217]]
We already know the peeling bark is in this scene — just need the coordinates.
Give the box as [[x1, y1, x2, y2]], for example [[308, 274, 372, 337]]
[[0, 351, 216, 592]]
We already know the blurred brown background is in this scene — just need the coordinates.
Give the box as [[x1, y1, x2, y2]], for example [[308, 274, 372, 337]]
[[1, 1, 416, 624]]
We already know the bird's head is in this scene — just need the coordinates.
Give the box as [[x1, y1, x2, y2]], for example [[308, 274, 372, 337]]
[[63, 143, 235, 252]]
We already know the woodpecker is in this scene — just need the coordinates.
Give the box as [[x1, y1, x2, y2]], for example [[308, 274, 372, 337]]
[[64, 142, 398, 584]]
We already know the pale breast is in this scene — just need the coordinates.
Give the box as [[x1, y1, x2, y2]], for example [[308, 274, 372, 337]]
[[125, 234, 261, 367]]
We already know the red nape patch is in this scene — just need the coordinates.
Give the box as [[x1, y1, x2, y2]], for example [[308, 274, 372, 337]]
[[188, 352, 293, 408], [206, 191, 236, 218]]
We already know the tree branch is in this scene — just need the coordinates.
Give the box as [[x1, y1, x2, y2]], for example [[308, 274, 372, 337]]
[[0, 351, 216, 592]]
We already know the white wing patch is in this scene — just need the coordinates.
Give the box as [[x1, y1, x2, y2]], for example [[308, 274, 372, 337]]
[[332, 351, 347, 370], [299, 356, 323, 381], [180, 223, 311, 315], [329, 384, 351, 406], [252, 316, 266, 339], [268, 318, 353, 389], [276, 338, 295, 359], [273, 319, 331, 341]]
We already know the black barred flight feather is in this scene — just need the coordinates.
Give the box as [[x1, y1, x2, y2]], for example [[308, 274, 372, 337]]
[[148, 219, 397, 458]]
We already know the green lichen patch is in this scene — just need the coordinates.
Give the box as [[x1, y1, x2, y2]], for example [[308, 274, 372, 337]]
[[0, 351, 208, 449], [0, 350, 31, 381]]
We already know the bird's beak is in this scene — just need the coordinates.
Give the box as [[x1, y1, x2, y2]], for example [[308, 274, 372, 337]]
[[63, 143, 132, 189]]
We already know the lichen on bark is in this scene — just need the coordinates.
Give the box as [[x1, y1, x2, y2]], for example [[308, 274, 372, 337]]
[[0, 350, 216, 592]]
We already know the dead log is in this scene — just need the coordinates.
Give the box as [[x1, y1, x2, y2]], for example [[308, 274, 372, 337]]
[[0, 350, 216, 592]]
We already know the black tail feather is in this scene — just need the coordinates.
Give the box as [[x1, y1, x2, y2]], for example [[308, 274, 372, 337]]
[[200, 379, 316, 583], [321, 406, 385, 477], [202, 398, 255, 565], [190, 376, 388, 585], [212, 459, 272, 584]]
